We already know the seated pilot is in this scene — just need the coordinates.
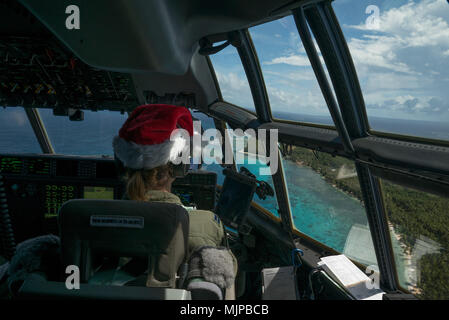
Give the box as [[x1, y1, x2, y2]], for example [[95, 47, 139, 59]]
[[113, 104, 237, 297]]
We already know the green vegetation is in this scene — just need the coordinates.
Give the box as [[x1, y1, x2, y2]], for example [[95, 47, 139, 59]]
[[381, 182, 449, 250], [287, 147, 362, 201], [418, 253, 449, 299], [287, 146, 449, 300], [382, 181, 449, 299]]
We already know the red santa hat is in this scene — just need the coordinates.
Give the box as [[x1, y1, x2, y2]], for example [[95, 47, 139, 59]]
[[113, 104, 193, 170]]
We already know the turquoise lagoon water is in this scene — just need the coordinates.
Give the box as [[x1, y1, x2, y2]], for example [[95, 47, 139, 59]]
[[203, 154, 371, 255]]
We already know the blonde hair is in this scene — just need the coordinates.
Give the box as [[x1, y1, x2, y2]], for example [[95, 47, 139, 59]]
[[124, 164, 173, 201]]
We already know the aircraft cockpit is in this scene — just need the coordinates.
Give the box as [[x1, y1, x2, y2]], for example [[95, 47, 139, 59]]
[[1, 0, 449, 304]]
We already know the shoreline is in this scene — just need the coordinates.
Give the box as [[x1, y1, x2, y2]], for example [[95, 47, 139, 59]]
[[292, 156, 417, 293], [292, 159, 364, 205], [388, 222, 417, 294]]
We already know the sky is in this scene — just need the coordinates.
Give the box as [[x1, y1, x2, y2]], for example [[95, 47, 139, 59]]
[[210, 0, 449, 123]]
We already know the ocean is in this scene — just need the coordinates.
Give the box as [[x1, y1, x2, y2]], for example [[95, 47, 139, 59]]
[[273, 111, 449, 142], [1, 107, 446, 271]]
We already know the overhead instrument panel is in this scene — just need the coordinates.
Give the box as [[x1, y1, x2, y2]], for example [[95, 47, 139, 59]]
[[0, 36, 139, 113]]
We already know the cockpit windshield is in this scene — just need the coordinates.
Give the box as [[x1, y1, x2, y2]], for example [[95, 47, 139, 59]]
[[0, 108, 40, 154], [39, 109, 127, 156]]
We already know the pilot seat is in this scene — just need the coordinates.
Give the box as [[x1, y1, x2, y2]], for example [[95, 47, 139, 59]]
[[19, 199, 195, 299]]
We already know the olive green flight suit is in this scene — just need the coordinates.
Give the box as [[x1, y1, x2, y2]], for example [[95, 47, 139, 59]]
[[145, 190, 225, 254], [123, 190, 237, 292]]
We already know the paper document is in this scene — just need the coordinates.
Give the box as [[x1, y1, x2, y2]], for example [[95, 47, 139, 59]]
[[318, 254, 384, 300]]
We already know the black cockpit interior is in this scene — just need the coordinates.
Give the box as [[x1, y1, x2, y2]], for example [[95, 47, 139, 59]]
[[1, 0, 449, 303]]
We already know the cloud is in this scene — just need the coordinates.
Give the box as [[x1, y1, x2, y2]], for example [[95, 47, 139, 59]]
[[216, 72, 248, 91], [8, 109, 28, 126], [215, 70, 327, 114], [363, 72, 422, 92], [351, 0, 449, 49], [342, 0, 449, 120], [263, 69, 318, 85], [267, 85, 328, 114], [347, 35, 418, 74], [263, 35, 326, 68], [366, 95, 449, 115], [265, 54, 310, 67], [215, 72, 255, 110], [264, 52, 327, 68], [215, 68, 328, 115], [279, 16, 290, 29], [347, 0, 449, 75], [215, 1, 449, 122]]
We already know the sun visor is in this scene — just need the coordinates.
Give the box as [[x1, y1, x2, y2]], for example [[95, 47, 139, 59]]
[[18, 0, 196, 74], [18, 0, 302, 74]]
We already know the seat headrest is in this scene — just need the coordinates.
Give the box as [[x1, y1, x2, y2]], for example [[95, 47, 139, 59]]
[[58, 199, 189, 286], [59, 199, 188, 257]]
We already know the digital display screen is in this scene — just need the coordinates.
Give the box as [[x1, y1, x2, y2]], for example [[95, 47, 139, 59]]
[[56, 160, 78, 177], [172, 171, 217, 210], [96, 162, 117, 179], [83, 186, 114, 200], [0, 157, 23, 174], [215, 170, 256, 229], [174, 171, 217, 186], [27, 158, 51, 175], [172, 187, 195, 206], [44, 184, 77, 218]]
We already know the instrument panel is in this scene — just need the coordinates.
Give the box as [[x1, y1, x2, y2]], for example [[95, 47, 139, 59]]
[[172, 171, 217, 211], [0, 36, 139, 113], [0, 154, 122, 243], [0, 154, 217, 244], [0, 155, 118, 179]]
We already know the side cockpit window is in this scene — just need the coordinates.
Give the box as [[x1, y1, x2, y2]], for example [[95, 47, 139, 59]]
[[282, 146, 378, 269], [209, 44, 256, 113], [192, 110, 280, 218], [249, 15, 335, 126], [232, 132, 280, 218], [189, 110, 227, 186], [381, 180, 449, 299]]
